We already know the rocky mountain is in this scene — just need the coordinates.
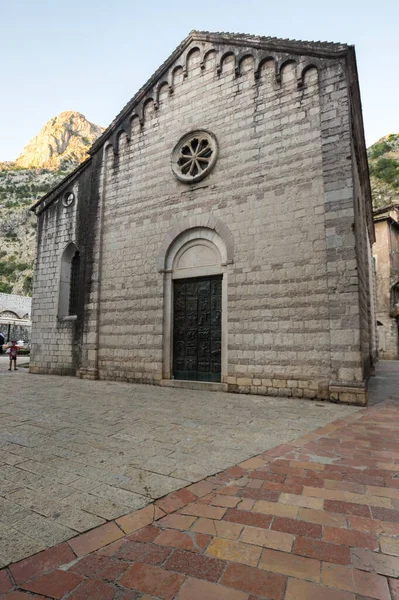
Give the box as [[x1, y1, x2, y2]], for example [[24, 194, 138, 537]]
[[367, 133, 399, 209], [0, 112, 103, 295], [15, 111, 103, 170]]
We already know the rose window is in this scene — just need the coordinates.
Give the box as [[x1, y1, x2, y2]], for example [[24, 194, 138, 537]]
[[171, 130, 218, 183]]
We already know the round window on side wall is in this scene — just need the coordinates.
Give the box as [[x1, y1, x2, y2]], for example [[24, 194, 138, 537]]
[[171, 130, 218, 184], [62, 191, 75, 207]]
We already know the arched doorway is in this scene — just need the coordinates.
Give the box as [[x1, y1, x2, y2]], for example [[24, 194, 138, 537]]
[[159, 220, 233, 383]]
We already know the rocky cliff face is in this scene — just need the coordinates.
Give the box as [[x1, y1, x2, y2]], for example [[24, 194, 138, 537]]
[[368, 133, 399, 209], [15, 111, 103, 169], [0, 112, 103, 295]]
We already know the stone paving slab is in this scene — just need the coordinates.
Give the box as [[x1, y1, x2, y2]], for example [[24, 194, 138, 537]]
[[0, 395, 398, 599], [0, 356, 360, 567]]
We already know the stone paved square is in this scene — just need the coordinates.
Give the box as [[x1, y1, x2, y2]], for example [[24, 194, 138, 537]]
[[0, 356, 362, 567]]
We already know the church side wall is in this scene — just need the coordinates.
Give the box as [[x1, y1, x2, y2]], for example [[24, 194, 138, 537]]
[[30, 156, 102, 375], [351, 143, 375, 381], [317, 63, 370, 405], [30, 181, 80, 375]]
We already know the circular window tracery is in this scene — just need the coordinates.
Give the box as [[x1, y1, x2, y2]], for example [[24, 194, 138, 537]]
[[171, 130, 218, 183]]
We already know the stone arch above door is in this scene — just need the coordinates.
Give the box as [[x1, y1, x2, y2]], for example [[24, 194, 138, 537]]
[[157, 214, 234, 272]]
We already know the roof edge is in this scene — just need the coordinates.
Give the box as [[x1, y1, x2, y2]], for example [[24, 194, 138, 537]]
[[89, 30, 351, 155], [30, 157, 92, 213]]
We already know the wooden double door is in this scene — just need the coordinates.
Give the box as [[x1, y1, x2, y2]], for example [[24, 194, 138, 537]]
[[173, 275, 222, 382]]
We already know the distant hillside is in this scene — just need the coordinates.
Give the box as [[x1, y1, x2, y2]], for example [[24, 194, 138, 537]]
[[367, 133, 399, 209], [0, 112, 103, 295]]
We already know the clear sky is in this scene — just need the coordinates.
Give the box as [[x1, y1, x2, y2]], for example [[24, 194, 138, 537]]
[[1, 0, 397, 161]]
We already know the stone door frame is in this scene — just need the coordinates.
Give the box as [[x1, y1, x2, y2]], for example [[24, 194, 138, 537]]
[[158, 216, 234, 385]]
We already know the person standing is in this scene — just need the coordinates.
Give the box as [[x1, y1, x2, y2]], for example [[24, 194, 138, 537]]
[[8, 340, 18, 371], [0, 332, 4, 355]]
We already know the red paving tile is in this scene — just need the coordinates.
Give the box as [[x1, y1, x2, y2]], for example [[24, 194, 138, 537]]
[[177, 577, 247, 599], [164, 549, 226, 582], [3, 399, 399, 599], [9, 544, 75, 585], [221, 562, 286, 599], [66, 579, 115, 600], [0, 593, 34, 599], [324, 500, 371, 517], [0, 572, 12, 595], [67, 554, 128, 581], [68, 522, 124, 557], [118, 563, 185, 599], [20, 570, 84, 598], [293, 536, 351, 565], [271, 516, 323, 538], [223, 507, 273, 528], [114, 540, 172, 564]]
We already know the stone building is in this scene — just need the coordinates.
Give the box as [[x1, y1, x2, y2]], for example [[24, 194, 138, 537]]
[[30, 31, 376, 405], [0, 292, 32, 342], [373, 205, 399, 359]]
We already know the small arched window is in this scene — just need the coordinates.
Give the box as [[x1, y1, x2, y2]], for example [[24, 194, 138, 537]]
[[69, 251, 80, 315], [58, 243, 80, 318]]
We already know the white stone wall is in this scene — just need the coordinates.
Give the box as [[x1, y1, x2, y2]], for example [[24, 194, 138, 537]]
[[30, 39, 373, 404], [0, 293, 31, 318]]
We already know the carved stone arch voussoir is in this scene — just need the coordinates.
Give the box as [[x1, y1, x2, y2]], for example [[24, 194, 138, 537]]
[[157, 215, 234, 272]]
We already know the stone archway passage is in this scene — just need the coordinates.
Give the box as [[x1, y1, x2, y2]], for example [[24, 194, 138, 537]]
[[173, 275, 222, 382]]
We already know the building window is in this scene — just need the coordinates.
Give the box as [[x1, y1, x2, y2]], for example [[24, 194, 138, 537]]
[[68, 251, 80, 315], [58, 243, 80, 319]]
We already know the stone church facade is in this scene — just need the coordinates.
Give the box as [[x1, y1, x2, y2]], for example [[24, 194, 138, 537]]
[[30, 31, 376, 405]]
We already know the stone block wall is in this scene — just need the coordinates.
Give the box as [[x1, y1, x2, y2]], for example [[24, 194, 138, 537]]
[[30, 180, 80, 375]]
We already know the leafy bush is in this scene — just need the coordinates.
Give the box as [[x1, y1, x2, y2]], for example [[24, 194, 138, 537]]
[[368, 140, 392, 160], [23, 275, 33, 296], [370, 157, 399, 188], [0, 281, 13, 293]]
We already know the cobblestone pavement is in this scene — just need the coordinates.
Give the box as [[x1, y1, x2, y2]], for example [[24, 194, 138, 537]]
[[0, 389, 398, 599], [0, 356, 362, 567]]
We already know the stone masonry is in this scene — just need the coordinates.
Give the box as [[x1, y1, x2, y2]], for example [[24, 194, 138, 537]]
[[373, 205, 399, 359], [30, 31, 375, 405]]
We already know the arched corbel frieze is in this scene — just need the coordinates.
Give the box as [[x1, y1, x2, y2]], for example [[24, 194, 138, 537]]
[[277, 57, 297, 86], [236, 52, 256, 77], [200, 48, 217, 71], [254, 54, 276, 80], [217, 51, 236, 76], [297, 61, 320, 88], [184, 46, 201, 78], [155, 80, 170, 108]]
